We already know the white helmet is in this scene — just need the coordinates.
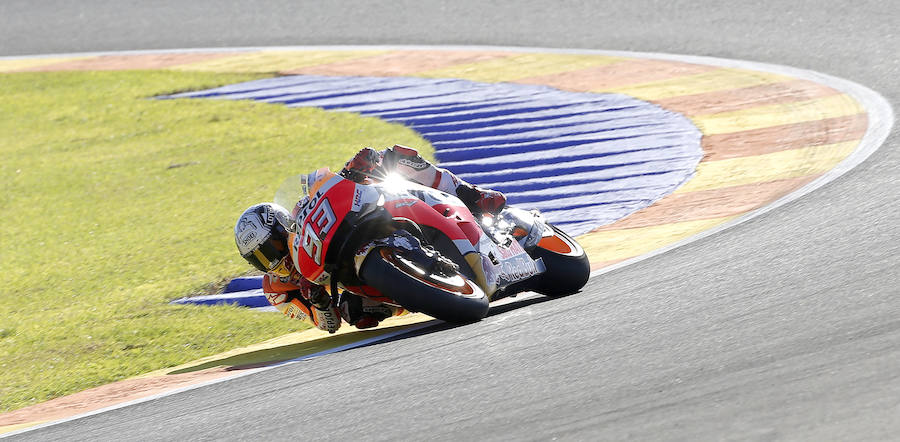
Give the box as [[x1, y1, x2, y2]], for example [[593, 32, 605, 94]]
[[234, 203, 293, 276]]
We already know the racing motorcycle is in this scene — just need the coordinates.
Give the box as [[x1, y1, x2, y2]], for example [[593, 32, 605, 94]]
[[274, 167, 590, 324]]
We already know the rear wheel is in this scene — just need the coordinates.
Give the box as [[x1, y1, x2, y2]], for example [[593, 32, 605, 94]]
[[530, 225, 590, 296], [359, 247, 489, 323]]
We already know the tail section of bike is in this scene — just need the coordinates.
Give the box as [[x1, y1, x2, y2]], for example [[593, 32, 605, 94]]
[[491, 207, 591, 297]]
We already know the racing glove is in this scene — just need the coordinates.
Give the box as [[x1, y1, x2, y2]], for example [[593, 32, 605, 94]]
[[343, 147, 383, 182], [303, 282, 342, 333], [265, 274, 342, 333]]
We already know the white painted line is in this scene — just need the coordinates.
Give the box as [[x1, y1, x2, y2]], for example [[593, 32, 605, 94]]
[[3, 45, 892, 438]]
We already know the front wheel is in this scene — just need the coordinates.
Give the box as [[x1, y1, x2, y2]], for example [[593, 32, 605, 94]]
[[359, 247, 489, 323], [530, 225, 591, 296]]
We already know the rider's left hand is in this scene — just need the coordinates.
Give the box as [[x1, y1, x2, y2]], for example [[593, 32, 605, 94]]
[[345, 147, 382, 175]]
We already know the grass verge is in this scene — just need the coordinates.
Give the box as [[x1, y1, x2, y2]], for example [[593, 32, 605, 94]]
[[0, 70, 431, 412]]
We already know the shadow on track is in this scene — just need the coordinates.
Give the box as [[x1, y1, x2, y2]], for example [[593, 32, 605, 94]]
[[351, 293, 559, 348], [166, 293, 559, 375]]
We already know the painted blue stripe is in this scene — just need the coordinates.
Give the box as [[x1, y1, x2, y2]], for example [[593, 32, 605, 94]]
[[164, 74, 702, 308], [171, 290, 269, 308], [422, 109, 656, 140], [457, 152, 700, 184], [360, 98, 537, 119], [224, 276, 263, 293]]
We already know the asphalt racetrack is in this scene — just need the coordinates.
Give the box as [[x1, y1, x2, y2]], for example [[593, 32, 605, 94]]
[[4, 1, 899, 440]]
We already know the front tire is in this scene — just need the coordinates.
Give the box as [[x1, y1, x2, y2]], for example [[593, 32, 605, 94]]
[[530, 225, 590, 296], [359, 248, 489, 323]]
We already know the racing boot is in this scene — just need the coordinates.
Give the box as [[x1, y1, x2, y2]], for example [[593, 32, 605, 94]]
[[339, 294, 405, 329], [455, 183, 507, 215]]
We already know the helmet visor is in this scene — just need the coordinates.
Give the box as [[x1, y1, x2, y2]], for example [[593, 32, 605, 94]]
[[243, 234, 289, 274]]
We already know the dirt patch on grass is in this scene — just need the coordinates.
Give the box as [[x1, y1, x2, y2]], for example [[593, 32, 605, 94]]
[[0, 367, 237, 428]]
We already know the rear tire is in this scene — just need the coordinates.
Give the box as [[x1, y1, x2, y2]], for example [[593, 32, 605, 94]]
[[530, 225, 590, 296], [359, 248, 489, 323]]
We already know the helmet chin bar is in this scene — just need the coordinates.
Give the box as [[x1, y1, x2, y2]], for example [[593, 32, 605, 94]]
[[269, 256, 292, 277]]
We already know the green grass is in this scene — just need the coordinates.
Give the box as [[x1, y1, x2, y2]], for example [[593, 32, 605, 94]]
[[0, 70, 432, 412]]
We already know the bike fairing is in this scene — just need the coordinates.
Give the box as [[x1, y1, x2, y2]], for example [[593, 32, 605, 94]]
[[293, 168, 497, 295]]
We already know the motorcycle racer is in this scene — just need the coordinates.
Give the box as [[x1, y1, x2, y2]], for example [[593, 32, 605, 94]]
[[234, 145, 507, 333]]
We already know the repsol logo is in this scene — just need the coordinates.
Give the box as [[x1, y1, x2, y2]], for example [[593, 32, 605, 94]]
[[296, 191, 324, 221]]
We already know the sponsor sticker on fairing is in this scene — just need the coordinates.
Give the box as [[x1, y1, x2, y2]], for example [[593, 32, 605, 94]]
[[498, 238, 527, 259], [353, 242, 376, 273], [352, 187, 365, 212], [350, 184, 382, 213], [481, 252, 500, 288], [499, 255, 540, 284], [312, 270, 331, 285], [482, 236, 540, 284]]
